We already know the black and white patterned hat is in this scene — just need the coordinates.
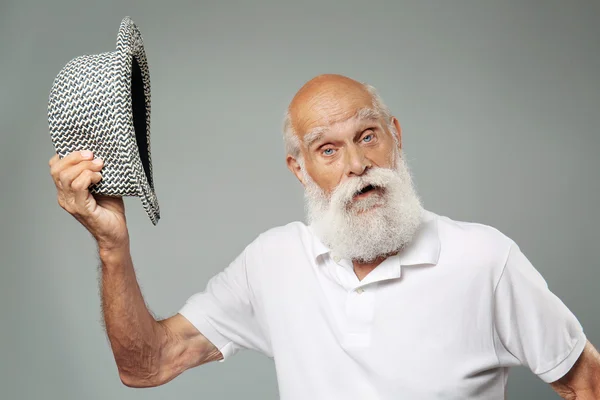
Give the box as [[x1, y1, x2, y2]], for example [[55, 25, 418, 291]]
[[48, 16, 160, 225]]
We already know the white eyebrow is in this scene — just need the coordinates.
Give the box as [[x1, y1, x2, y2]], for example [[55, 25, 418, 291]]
[[355, 107, 381, 120], [303, 126, 328, 149]]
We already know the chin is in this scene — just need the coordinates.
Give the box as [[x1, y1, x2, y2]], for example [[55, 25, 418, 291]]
[[355, 204, 382, 214]]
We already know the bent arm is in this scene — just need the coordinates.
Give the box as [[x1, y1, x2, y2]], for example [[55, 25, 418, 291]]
[[99, 242, 222, 388]]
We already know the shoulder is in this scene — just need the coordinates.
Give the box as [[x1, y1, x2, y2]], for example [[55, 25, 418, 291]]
[[257, 221, 309, 241], [433, 210, 514, 248], [244, 221, 313, 258], [429, 210, 516, 267], [238, 221, 315, 284]]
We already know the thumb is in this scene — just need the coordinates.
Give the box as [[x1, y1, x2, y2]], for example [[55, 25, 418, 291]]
[[95, 195, 125, 215]]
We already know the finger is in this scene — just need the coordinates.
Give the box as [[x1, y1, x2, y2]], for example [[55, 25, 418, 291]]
[[49, 154, 62, 186], [58, 159, 104, 191], [62, 150, 94, 165], [50, 150, 95, 182], [71, 170, 103, 210], [48, 153, 60, 167]]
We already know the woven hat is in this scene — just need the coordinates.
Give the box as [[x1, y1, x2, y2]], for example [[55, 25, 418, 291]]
[[48, 16, 160, 225]]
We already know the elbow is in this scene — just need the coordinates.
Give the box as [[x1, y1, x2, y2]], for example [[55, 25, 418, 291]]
[[117, 367, 164, 388], [119, 372, 140, 388], [114, 345, 164, 388]]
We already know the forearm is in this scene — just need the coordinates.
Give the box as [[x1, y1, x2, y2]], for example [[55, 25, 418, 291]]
[[99, 240, 165, 386]]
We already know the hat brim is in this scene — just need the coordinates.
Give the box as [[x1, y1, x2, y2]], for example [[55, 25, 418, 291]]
[[116, 17, 160, 225]]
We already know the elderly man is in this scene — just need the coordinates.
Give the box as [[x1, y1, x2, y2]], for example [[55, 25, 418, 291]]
[[49, 74, 599, 399]]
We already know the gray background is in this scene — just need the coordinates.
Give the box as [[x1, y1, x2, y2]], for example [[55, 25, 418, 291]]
[[1, 0, 598, 399]]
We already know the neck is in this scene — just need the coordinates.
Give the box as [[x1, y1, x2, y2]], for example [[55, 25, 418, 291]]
[[352, 252, 396, 281]]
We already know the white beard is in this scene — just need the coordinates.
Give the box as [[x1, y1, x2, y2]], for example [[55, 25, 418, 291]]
[[302, 150, 424, 263]]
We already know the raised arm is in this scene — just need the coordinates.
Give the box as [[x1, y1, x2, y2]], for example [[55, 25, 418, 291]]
[[49, 151, 222, 388]]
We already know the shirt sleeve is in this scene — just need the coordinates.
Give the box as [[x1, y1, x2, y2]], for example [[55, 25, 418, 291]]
[[493, 242, 586, 383], [178, 242, 271, 361]]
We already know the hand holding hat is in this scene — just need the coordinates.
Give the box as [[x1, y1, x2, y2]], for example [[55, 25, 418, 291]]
[[49, 150, 129, 251]]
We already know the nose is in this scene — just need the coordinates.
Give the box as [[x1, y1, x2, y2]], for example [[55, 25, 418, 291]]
[[345, 145, 371, 177]]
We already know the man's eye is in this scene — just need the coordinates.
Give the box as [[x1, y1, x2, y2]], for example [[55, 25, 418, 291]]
[[323, 148, 335, 156], [363, 134, 374, 143]]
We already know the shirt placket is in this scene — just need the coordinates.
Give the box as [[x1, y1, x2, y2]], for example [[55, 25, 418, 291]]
[[332, 257, 377, 348]]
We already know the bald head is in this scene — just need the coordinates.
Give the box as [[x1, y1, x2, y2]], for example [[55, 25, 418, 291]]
[[283, 74, 393, 159], [289, 74, 375, 133]]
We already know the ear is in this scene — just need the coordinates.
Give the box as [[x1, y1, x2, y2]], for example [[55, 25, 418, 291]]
[[391, 117, 402, 150], [286, 155, 306, 186]]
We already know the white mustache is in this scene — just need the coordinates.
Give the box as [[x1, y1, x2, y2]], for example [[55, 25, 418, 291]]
[[329, 167, 397, 207]]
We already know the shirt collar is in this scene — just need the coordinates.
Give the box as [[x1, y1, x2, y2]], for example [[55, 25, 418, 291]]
[[308, 209, 441, 267]]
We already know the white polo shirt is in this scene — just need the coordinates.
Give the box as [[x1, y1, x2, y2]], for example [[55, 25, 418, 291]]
[[178, 209, 586, 399]]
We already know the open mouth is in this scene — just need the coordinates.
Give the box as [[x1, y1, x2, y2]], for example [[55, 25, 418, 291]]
[[353, 184, 379, 198]]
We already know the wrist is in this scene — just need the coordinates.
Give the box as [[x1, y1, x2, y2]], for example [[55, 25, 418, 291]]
[[95, 227, 130, 251], [97, 237, 131, 261]]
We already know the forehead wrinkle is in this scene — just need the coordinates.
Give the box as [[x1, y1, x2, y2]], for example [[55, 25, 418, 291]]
[[299, 91, 371, 126], [302, 106, 379, 136]]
